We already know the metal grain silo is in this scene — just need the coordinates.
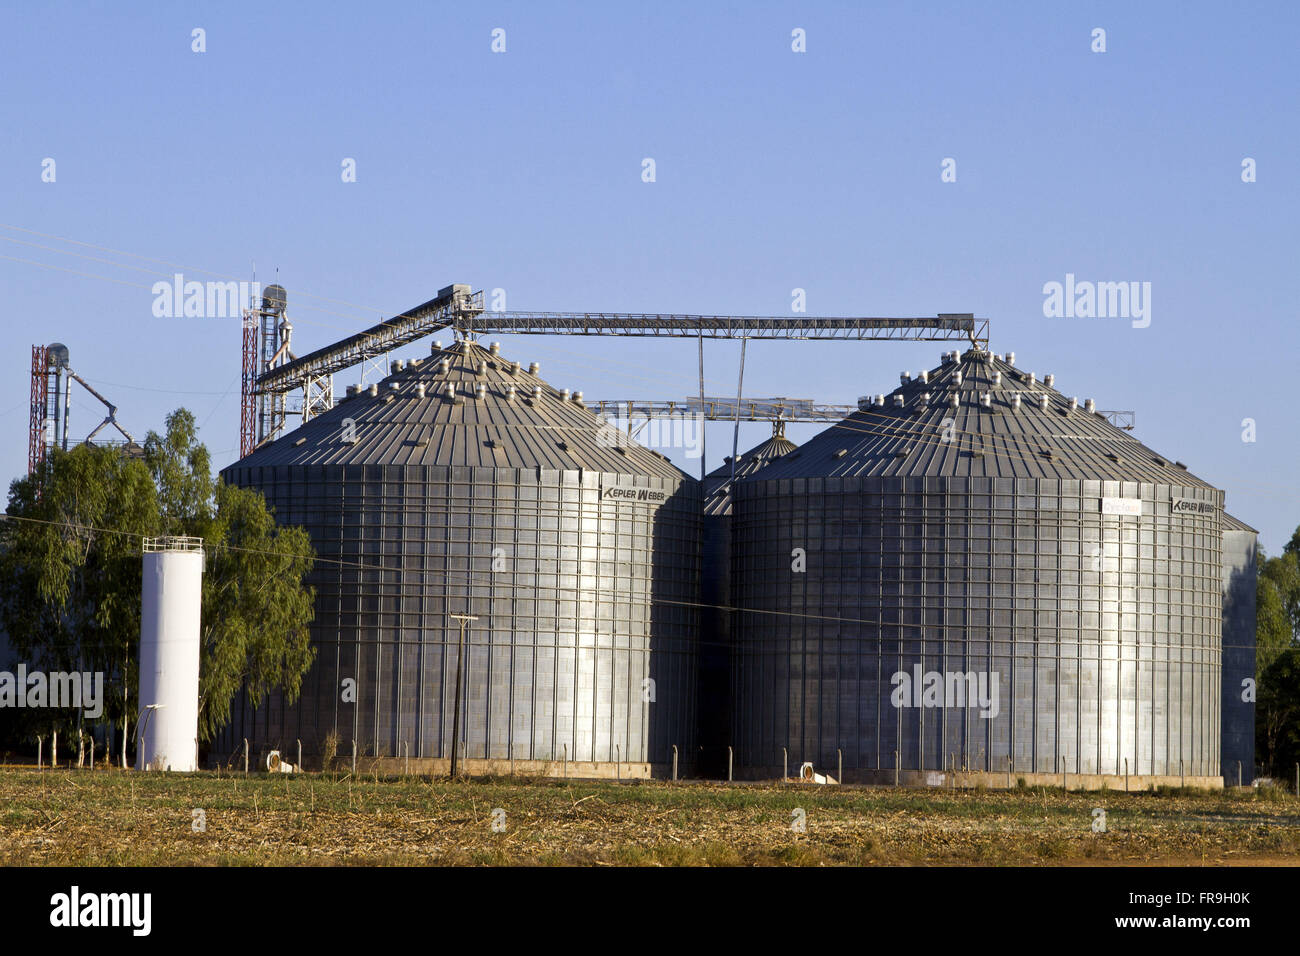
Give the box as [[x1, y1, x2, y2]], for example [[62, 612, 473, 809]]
[[730, 347, 1226, 786], [698, 429, 799, 776], [218, 340, 700, 777], [1220, 512, 1257, 786]]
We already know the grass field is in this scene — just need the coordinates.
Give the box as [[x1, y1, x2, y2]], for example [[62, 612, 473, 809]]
[[2, 767, 1298, 866]]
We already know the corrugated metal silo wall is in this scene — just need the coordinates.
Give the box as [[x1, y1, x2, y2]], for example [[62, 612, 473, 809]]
[[730, 476, 1223, 778], [697, 513, 732, 776], [217, 464, 700, 770], [1220, 529, 1257, 784]]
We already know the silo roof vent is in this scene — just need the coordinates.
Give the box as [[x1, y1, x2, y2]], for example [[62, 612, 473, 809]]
[[528, 362, 540, 374], [490, 342, 501, 355], [1044, 374, 1055, 387], [1006, 351, 1016, 365], [1084, 398, 1096, 413], [919, 370, 929, 383], [368, 384, 378, 397]]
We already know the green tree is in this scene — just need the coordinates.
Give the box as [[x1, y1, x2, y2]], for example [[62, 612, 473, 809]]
[[0, 409, 315, 754], [1256, 534, 1300, 777], [0, 444, 158, 750]]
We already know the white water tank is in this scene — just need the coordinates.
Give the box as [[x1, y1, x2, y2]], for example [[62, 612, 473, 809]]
[[137, 537, 205, 772]]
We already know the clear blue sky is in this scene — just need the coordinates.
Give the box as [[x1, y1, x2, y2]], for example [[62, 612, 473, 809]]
[[2, 1, 1296, 551]]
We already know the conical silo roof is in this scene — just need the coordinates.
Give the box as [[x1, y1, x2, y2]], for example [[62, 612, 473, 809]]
[[747, 347, 1218, 487], [229, 340, 688, 479], [703, 432, 799, 515]]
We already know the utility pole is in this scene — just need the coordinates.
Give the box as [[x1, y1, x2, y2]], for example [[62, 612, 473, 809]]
[[448, 614, 478, 779]]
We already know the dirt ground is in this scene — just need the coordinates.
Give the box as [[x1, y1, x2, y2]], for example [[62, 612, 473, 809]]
[[2, 767, 1298, 866]]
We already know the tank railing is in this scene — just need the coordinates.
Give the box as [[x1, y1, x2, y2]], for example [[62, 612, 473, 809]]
[[142, 535, 205, 553]]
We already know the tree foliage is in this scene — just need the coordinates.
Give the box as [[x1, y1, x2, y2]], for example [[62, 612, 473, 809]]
[[1256, 534, 1300, 777], [0, 409, 314, 749]]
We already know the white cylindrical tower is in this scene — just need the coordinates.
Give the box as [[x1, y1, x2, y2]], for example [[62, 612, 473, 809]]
[[137, 536, 205, 772]]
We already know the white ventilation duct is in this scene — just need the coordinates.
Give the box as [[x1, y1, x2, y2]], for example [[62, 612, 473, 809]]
[[368, 384, 378, 397], [431, 340, 443, 353], [489, 342, 501, 355], [475, 383, 487, 399], [506, 384, 517, 401], [532, 386, 543, 399], [137, 537, 205, 772], [1039, 394, 1050, 410], [528, 362, 540, 374], [1044, 374, 1055, 387], [1027, 372, 1036, 385], [415, 383, 426, 398], [1069, 396, 1078, 411], [560, 388, 571, 401], [445, 383, 457, 399], [509, 361, 520, 374], [1085, 398, 1096, 413], [950, 393, 960, 408], [875, 394, 885, 407], [1006, 351, 1016, 365], [954, 370, 963, 385], [573, 390, 584, 405], [993, 371, 1002, 386], [900, 372, 911, 384], [922, 392, 932, 403], [439, 358, 450, 374], [893, 394, 905, 407], [980, 393, 992, 408], [920, 370, 929, 384], [1012, 393, 1022, 409]]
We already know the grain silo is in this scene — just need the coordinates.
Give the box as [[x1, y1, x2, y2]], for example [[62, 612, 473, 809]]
[[217, 339, 701, 777], [1220, 512, 1258, 785], [697, 428, 799, 776], [730, 347, 1227, 786]]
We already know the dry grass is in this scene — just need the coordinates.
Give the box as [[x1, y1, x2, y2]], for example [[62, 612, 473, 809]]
[[2, 768, 1298, 866]]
